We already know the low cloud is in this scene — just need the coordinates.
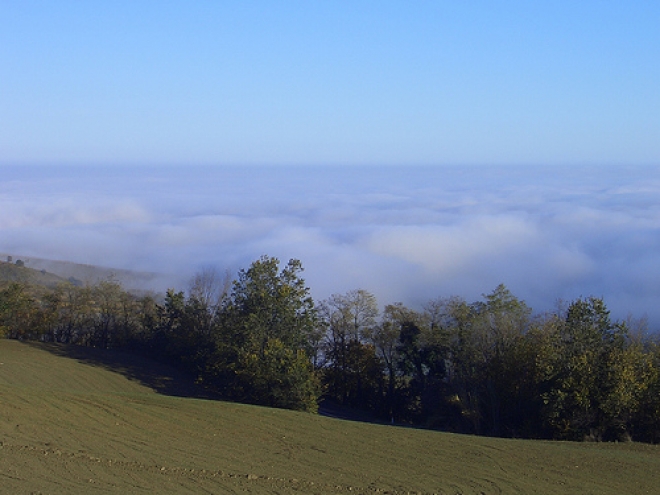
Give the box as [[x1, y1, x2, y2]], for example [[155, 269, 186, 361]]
[[2, 164, 660, 329], [365, 215, 539, 274]]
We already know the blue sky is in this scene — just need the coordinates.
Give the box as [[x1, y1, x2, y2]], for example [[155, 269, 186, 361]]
[[1, 1, 658, 166]]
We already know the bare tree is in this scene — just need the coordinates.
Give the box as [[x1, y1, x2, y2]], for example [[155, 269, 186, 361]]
[[188, 266, 231, 318]]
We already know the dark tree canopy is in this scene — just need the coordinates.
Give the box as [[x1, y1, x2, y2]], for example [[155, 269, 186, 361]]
[[3, 258, 660, 442]]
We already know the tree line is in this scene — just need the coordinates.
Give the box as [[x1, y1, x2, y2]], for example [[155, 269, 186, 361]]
[[1, 255, 660, 443]]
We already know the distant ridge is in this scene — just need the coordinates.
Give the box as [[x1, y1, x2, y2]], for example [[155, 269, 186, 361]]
[[0, 258, 69, 287], [0, 252, 169, 293]]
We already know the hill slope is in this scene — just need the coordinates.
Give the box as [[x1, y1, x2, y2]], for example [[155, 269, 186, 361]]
[[1, 340, 659, 494], [0, 260, 69, 288], [0, 253, 172, 292]]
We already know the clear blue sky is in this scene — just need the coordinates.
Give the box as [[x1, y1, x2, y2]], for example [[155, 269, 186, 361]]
[[1, 1, 658, 166]]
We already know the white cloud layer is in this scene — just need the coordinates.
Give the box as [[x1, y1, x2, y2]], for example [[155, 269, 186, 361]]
[[2, 164, 660, 329]]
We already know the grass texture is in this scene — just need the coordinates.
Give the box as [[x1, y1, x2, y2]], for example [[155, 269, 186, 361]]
[[1, 339, 659, 494]]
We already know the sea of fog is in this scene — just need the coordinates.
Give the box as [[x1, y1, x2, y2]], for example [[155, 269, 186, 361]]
[[2, 164, 659, 330]]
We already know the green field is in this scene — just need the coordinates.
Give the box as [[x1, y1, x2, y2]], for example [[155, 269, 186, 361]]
[[1, 340, 659, 494]]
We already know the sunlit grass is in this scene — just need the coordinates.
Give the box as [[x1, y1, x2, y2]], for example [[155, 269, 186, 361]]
[[1, 339, 659, 494]]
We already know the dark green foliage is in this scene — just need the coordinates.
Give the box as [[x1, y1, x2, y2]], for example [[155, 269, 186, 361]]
[[322, 339, 384, 412], [140, 257, 321, 412], [210, 256, 320, 411], [221, 256, 319, 352], [0, 282, 43, 339], [630, 342, 660, 442], [4, 259, 660, 441], [540, 297, 636, 440], [414, 288, 536, 435], [234, 338, 320, 411], [319, 290, 383, 412]]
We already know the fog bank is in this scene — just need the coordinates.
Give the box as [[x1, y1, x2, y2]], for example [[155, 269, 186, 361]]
[[2, 165, 659, 329]]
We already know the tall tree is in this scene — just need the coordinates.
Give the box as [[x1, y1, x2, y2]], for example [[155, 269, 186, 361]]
[[212, 256, 320, 411], [320, 290, 380, 408], [541, 297, 627, 440], [368, 303, 427, 420], [0, 282, 41, 339], [224, 256, 318, 351], [423, 287, 533, 435], [49, 283, 94, 344]]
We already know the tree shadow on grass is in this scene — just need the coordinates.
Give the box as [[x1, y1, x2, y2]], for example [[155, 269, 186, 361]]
[[27, 342, 221, 400], [317, 398, 393, 426], [26, 342, 415, 427]]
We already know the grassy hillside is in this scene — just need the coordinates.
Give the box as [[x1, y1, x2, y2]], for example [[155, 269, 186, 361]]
[[0, 261, 70, 288], [0, 253, 171, 292], [1, 340, 659, 494]]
